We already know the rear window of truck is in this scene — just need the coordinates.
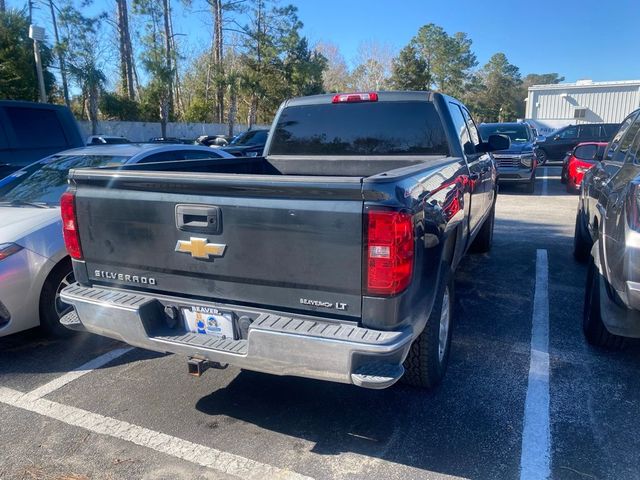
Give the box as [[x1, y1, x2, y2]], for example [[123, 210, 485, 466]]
[[270, 101, 449, 156]]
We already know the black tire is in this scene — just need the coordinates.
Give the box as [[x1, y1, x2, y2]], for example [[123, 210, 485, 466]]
[[537, 149, 548, 166], [583, 258, 625, 349], [560, 165, 568, 184], [402, 265, 454, 389], [39, 259, 75, 337], [469, 202, 495, 254], [573, 210, 591, 262]]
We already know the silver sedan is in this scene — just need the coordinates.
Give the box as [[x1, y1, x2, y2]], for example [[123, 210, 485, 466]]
[[0, 144, 235, 337]]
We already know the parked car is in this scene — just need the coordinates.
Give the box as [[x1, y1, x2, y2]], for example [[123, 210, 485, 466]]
[[562, 142, 607, 192], [86, 135, 130, 145], [0, 144, 235, 338], [0, 100, 84, 178], [573, 108, 640, 347], [59, 91, 508, 390], [148, 137, 194, 144], [220, 128, 269, 157], [536, 122, 619, 164], [478, 122, 537, 193], [196, 135, 230, 147]]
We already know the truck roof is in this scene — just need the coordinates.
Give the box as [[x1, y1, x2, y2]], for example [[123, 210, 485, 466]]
[[284, 90, 439, 107]]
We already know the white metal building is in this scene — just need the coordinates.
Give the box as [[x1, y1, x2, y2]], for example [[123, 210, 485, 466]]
[[525, 79, 640, 135]]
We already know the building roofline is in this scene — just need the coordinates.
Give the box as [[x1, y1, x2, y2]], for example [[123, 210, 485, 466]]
[[528, 80, 640, 91]]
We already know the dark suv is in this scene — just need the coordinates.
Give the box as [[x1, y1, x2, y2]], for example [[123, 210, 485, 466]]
[[0, 101, 84, 178], [536, 122, 619, 164], [573, 109, 640, 347]]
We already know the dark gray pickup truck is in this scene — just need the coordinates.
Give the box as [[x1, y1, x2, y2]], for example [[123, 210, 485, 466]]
[[60, 91, 508, 389]]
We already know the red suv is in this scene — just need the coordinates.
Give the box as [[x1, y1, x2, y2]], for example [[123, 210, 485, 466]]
[[561, 142, 607, 192]]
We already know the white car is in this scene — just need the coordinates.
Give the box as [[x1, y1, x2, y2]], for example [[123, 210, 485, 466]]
[[0, 143, 235, 337]]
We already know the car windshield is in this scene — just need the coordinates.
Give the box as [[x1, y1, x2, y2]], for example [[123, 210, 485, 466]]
[[479, 124, 529, 143], [0, 154, 130, 206], [230, 130, 268, 146]]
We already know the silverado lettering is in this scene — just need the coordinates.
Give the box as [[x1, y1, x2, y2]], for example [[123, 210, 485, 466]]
[[94, 270, 157, 285]]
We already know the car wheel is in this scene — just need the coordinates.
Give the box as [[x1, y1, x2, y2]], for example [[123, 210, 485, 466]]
[[583, 258, 625, 349], [469, 201, 495, 254], [39, 260, 75, 337], [573, 210, 591, 262], [537, 149, 548, 165], [561, 166, 568, 184], [402, 264, 454, 389]]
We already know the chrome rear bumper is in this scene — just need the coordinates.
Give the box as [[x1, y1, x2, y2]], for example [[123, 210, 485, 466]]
[[61, 284, 413, 389]]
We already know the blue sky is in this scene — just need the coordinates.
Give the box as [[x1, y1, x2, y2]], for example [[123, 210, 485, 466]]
[[15, 0, 640, 84], [292, 0, 640, 82]]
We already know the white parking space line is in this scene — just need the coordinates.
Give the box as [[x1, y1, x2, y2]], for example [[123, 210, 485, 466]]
[[0, 386, 313, 480], [28, 347, 134, 399], [519, 249, 551, 480], [541, 167, 548, 196]]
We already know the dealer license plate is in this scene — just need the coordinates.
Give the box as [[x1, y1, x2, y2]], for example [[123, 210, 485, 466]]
[[182, 307, 235, 339]]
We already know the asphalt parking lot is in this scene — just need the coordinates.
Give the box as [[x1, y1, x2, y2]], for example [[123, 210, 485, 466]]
[[1, 166, 639, 480]]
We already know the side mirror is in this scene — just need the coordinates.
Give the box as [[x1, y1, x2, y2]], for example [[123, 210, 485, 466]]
[[480, 134, 511, 152], [536, 135, 546, 143]]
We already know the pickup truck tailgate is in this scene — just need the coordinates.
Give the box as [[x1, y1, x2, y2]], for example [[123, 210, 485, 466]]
[[73, 172, 364, 318]]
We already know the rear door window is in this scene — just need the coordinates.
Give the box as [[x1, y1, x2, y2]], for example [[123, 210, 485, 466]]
[[270, 101, 449, 156], [578, 125, 598, 139], [5, 107, 69, 148], [601, 124, 619, 139]]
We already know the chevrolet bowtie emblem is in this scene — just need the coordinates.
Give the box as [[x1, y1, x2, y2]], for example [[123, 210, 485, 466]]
[[175, 237, 226, 260]]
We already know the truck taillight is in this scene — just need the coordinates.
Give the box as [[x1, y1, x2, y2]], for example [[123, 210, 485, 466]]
[[332, 92, 378, 103], [61, 191, 83, 260], [365, 209, 414, 296]]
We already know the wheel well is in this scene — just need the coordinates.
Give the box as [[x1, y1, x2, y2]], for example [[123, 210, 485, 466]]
[[39, 256, 72, 308]]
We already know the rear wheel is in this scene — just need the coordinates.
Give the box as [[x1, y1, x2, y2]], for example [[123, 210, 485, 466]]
[[469, 203, 495, 254], [39, 260, 75, 337], [583, 258, 625, 349], [402, 265, 454, 389], [573, 210, 591, 262]]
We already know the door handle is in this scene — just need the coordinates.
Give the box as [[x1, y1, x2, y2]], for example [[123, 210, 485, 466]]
[[175, 204, 222, 234]]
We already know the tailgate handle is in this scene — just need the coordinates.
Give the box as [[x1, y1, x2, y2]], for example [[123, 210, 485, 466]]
[[175, 204, 222, 234]]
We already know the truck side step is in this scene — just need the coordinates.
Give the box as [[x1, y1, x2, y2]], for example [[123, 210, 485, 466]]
[[59, 310, 87, 332], [351, 363, 404, 389]]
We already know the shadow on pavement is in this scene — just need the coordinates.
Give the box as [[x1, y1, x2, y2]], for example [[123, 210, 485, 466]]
[[0, 327, 155, 391]]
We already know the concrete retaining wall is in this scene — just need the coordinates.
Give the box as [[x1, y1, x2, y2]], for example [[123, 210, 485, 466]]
[[78, 121, 270, 142]]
